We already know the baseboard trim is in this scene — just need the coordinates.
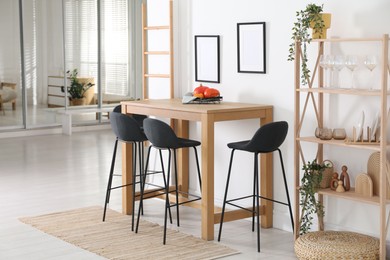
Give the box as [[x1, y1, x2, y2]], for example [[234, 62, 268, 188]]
[[0, 124, 110, 139]]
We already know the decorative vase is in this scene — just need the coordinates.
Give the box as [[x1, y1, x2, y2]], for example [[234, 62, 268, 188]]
[[71, 97, 86, 106], [320, 160, 334, 189], [311, 13, 331, 39]]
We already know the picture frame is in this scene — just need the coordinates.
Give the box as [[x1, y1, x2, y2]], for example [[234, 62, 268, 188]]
[[194, 35, 220, 83], [237, 22, 266, 73]]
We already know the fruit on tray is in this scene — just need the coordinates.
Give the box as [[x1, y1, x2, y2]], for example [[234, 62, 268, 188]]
[[193, 84, 220, 99], [193, 84, 209, 98], [204, 88, 220, 98]]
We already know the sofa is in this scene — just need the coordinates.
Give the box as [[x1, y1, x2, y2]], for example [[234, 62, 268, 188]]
[[0, 82, 17, 114]]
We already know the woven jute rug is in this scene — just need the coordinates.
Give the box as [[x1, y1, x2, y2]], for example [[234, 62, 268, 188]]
[[19, 206, 239, 260]]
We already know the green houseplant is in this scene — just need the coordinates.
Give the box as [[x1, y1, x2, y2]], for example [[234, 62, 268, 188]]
[[299, 159, 326, 235], [288, 3, 329, 85], [63, 69, 94, 105]]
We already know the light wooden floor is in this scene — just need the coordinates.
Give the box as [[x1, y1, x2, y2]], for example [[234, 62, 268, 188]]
[[0, 129, 296, 259]]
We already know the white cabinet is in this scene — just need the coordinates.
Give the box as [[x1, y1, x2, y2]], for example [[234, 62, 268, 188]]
[[293, 35, 389, 258]]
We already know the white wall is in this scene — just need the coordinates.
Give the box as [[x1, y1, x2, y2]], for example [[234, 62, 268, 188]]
[[174, 0, 390, 240]]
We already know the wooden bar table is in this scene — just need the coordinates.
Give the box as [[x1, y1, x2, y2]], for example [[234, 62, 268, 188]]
[[121, 98, 273, 240]]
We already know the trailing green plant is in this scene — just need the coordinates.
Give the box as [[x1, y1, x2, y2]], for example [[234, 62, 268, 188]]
[[63, 69, 94, 100], [299, 159, 326, 235], [288, 3, 326, 86]]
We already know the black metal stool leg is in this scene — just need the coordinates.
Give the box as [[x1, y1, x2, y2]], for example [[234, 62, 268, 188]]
[[252, 153, 257, 232], [135, 146, 152, 233], [254, 153, 260, 252], [140, 142, 145, 215], [173, 149, 180, 227], [159, 149, 173, 224], [138, 142, 146, 215], [193, 147, 202, 190], [218, 149, 235, 242], [163, 150, 172, 245], [278, 149, 294, 231], [131, 142, 139, 231], [103, 138, 118, 222]]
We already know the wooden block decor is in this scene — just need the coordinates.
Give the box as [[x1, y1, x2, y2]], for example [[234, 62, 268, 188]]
[[355, 173, 373, 197], [367, 152, 390, 199]]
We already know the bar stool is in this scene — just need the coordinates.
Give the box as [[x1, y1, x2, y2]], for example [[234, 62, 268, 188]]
[[103, 106, 150, 231], [218, 121, 294, 252], [135, 118, 202, 244]]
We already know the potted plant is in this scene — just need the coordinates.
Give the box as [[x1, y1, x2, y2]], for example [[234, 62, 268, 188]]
[[62, 69, 94, 106], [299, 159, 326, 235], [288, 3, 331, 85]]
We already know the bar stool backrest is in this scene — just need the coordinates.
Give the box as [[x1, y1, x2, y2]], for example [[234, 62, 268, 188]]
[[112, 105, 147, 129], [110, 112, 147, 142], [246, 121, 288, 153], [143, 118, 180, 149]]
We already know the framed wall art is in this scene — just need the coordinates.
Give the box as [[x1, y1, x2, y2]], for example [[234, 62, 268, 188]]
[[194, 35, 220, 83], [237, 22, 266, 73]]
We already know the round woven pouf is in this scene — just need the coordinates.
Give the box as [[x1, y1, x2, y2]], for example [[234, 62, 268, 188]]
[[295, 231, 379, 260]]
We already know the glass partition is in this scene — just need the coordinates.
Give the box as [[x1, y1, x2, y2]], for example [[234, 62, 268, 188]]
[[22, 0, 65, 127], [0, 0, 138, 132], [0, 0, 23, 129]]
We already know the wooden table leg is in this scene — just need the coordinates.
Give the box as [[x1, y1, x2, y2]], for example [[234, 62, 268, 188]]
[[122, 139, 133, 215], [121, 105, 134, 215], [201, 114, 215, 240], [176, 119, 189, 194], [260, 108, 273, 228]]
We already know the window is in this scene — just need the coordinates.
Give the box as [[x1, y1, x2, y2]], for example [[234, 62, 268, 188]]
[[65, 0, 129, 96]]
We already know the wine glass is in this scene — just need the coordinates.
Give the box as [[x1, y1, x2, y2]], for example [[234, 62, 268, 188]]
[[326, 55, 335, 87], [333, 55, 345, 88], [345, 55, 359, 88], [364, 55, 377, 90], [319, 55, 330, 88]]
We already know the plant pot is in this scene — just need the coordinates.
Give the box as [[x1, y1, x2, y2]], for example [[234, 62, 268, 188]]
[[71, 97, 86, 106], [311, 13, 331, 39]]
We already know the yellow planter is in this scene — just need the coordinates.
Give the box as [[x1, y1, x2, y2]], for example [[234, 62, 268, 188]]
[[70, 97, 86, 106], [310, 13, 331, 39]]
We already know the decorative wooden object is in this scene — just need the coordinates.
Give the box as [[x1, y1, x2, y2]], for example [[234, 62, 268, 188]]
[[330, 172, 339, 191], [367, 152, 390, 199], [336, 180, 345, 192], [340, 165, 351, 191], [355, 173, 373, 197], [345, 126, 380, 145]]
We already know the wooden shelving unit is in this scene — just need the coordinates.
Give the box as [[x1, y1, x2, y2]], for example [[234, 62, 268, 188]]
[[141, 0, 174, 99], [294, 34, 389, 259]]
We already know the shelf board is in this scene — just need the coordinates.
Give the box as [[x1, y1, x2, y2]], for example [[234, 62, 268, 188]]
[[297, 87, 386, 96], [144, 74, 170, 78], [297, 136, 383, 151], [144, 25, 170, 30], [312, 37, 383, 42], [144, 51, 170, 55], [318, 188, 390, 205]]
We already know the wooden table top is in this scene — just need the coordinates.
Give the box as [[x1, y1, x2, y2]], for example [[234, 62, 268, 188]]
[[121, 98, 272, 121]]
